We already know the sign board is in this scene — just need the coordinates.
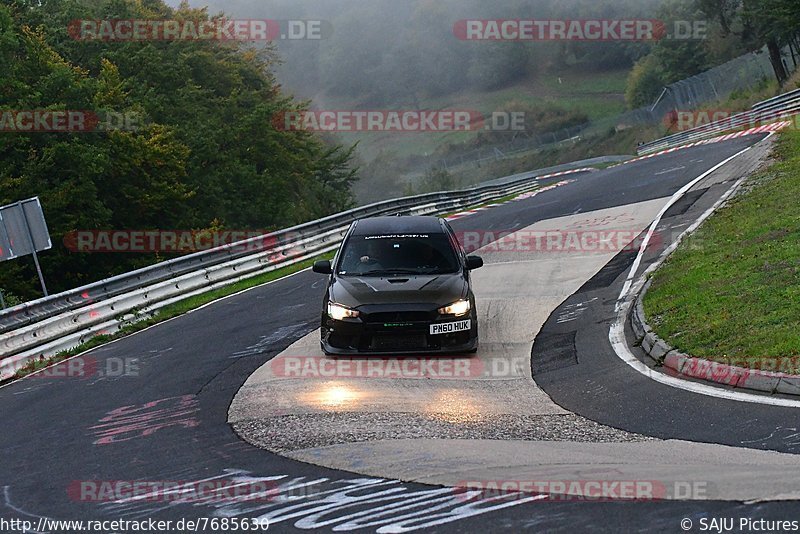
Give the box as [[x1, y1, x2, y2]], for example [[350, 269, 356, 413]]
[[0, 197, 52, 262]]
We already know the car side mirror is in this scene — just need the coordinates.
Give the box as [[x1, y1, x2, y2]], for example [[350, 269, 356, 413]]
[[466, 255, 483, 270], [312, 260, 332, 274]]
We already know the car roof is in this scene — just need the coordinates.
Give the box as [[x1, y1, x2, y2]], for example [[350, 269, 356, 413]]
[[351, 216, 446, 236]]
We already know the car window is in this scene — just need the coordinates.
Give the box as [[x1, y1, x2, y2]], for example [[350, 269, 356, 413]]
[[337, 233, 461, 276]]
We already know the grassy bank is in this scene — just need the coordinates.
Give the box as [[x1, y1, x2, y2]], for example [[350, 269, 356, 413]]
[[336, 69, 629, 163], [644, 128, 800, 372]]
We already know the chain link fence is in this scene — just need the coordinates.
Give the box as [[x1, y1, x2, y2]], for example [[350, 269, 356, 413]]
[[648, 45, 796, 122], [435, 44, 799, 172]]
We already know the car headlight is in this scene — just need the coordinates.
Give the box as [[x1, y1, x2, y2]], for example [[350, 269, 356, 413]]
[[327, 302, 360, 320], [438, 299, 471, 317]]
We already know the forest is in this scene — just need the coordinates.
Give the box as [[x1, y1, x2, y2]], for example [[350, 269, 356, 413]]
[[0, 0, 357, 299]]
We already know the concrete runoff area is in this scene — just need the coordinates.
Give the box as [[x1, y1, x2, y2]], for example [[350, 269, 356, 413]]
[[231, 192, 800, 502], [285, 439, 800, 502], [230, 200, 670, 426]]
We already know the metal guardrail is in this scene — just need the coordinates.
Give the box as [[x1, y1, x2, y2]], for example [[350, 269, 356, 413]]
[[637, 88, 800, 155], [751, 88, 800, 111], [0, 167, 593, 378], [0, 177, 534, 334]]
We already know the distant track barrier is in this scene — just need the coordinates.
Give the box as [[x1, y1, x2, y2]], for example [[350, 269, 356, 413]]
[[637, 88, 800, 155]]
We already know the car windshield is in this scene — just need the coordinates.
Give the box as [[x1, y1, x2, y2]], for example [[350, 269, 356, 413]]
[[337, 233, 461, 276]]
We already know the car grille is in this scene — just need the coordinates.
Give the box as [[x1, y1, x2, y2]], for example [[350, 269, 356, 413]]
[[370, 334, 428, 351], [365, 311, 434, 324]]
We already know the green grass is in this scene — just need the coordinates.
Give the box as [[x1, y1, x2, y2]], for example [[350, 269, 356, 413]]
[[329, 69, 629, 162], [535, 95, 625, 121], [538, 69, 628, 95], [643, 128, 800, 372], [7, 253, 334, 381]]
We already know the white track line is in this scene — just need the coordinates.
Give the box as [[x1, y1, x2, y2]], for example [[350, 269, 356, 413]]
[[610, 133, 800, 407], [616, 144, 754, 306]]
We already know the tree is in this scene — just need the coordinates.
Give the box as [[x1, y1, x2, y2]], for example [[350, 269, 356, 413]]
[[625, 55, 665, 108], [696, 0, 800, 83], [0, 0, 358, 297]]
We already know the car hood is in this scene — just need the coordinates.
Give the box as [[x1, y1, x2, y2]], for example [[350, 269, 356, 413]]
[[330, 273, 468, 309]]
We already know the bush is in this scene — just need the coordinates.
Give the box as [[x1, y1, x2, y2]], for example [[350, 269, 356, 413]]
[[625, 55, 666, 108]]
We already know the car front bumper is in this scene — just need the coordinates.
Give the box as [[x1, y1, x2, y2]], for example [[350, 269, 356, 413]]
[[320, 305, 478, 355]]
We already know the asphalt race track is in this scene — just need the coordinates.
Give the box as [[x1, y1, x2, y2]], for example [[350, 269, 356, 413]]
[[2, 133, 797, 533]]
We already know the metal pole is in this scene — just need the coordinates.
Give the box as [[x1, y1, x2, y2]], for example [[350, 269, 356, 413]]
[[708, 74, 719, 100], [0, 214, 6, 311], [650, 87, 668, 113], [19, 202, 48, 297]]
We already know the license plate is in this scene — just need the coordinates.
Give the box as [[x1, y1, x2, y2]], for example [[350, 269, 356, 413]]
[[430, 320, 471, 335]]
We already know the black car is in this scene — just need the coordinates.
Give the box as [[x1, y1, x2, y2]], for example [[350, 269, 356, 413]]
[[312, 215, 483, 355]]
